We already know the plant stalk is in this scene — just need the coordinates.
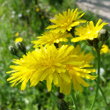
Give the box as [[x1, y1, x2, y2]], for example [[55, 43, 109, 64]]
[[99, 86, 108, 106], [71, 91, 78, 110], [90, 49, 100, 110]]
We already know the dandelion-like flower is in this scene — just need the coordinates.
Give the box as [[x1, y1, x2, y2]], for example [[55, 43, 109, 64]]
[[15, 37, 23, 43], [71, 19, 108, 42], [32, 31, 72, 48], [46, 9, 86, 33], [101, 44, 110, 54], [7, 45, 96, 94]]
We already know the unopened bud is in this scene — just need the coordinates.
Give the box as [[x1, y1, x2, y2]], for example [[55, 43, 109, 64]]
[[100, 30, 109, 42], [9, 46, 18, 56], [16, 42, 26, 54], [87, 38, 99, 49]]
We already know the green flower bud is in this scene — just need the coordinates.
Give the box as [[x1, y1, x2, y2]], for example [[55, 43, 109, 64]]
[[9, 46, 18, 56], [100, 30, 109, 42], [16, 42, 26, 54]]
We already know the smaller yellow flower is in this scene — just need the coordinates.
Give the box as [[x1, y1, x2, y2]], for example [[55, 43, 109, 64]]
[[15, 32, 19, 37], [46, 8, 86, 33], [71, 19, 108, 42], [15, 37, 23, 43], [32, 31, 72, 48], [36, 8, 40, 12], [101, 44, 110, 54]]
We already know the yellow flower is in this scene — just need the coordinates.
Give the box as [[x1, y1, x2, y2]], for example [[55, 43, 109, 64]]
[[46, 8, 86, 33], [32, 31, 72, 48], [7, 45, 96, 94], [101, 44, 110, 54], [15, 37, 23, 43], [15, 32, 19, 37], [71, 19, 108, 42], [36, 7, 40, 12]]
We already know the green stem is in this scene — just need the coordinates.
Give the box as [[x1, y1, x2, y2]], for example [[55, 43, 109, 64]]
[[93, 80, 108, 106], [99, 86, 108, 106], [90, 49, 100, 110], [71, 91, 78, 110]]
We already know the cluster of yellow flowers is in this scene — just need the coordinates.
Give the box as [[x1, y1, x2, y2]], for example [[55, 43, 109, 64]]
[[7, 9, 108, 94]]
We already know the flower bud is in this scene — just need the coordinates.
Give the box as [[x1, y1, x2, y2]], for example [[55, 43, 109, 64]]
[[9, 46, 18, 56], [100, 30, 109, 42], [87, 38, 99, 49], [16, 42, 26, 54]]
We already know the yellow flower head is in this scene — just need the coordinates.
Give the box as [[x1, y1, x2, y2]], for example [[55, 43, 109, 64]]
[[7, 45, 96, 94], [32, 31, 72, 48], [46, 8, 86, 33], [36, 7, 40, 12], [101, 44, 110, 54], [15, 32, 19, 37], [71, 19, 108, 42], [15, 37, 23, 43]]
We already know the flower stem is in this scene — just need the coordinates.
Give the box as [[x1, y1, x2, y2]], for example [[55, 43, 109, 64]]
[[99, 85, 108, 107], [90, 49, 100, 110], [71, 91, 78, 110]]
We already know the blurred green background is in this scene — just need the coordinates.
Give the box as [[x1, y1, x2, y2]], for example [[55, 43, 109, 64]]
[[0, 0, 110, 110]]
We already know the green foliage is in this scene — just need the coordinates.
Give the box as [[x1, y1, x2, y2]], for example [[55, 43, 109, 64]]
[[0, 0, 110, 110]]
